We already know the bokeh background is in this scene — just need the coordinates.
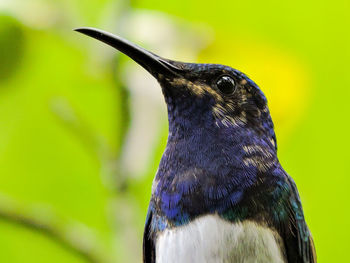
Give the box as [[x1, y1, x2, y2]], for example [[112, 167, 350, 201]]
[[0, 0, 349, 262]]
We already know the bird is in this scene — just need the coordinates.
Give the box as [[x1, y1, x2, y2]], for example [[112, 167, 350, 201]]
[[75, 27, 316, 263]]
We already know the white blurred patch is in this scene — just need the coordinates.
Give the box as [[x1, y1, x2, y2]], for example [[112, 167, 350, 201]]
[[0, 0, 63, 29]]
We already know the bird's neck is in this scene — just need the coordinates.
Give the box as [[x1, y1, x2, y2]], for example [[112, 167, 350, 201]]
[[164, 94, 277, 157], [166, 103, 277, 156], [157, 109, 279, 193], [152, 97, 279, 225], [164, 120, 277, 172], [153, 122, 280, 225]]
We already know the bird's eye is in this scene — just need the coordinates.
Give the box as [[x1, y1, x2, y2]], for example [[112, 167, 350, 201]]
[[216, 75, 236, 95]]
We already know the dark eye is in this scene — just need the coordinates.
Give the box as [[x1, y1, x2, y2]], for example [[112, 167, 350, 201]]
[[216, 75, 236, 95]]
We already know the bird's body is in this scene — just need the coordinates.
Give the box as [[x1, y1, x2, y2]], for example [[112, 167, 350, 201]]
[[143, 64, 315, 263], [76, 28, 316, 263]]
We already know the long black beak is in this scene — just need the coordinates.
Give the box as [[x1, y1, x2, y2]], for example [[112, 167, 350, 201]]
[[74, 27, 182, 78]]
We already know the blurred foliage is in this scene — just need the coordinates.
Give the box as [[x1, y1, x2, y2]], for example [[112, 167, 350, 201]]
[[0, 0, 349, 262], [0, 15, 25, 82]]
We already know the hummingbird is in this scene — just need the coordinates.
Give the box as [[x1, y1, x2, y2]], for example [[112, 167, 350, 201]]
[[75, 27, 316, 263]]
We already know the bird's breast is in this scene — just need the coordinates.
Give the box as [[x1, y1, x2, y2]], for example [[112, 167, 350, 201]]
[[155, 214, 286, 263]]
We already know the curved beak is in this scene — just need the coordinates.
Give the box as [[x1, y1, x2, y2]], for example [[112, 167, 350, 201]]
[[74, 27, 182, 79]]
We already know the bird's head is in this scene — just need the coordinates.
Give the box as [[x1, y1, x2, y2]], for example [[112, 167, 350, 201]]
[[75, 28, 277, 152]]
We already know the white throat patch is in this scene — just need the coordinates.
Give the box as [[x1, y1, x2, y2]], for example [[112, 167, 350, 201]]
[[156, 214, 286, 263]]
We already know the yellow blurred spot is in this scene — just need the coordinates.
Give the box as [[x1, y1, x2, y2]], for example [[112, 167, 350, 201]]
[[198, 34, 312, 143]]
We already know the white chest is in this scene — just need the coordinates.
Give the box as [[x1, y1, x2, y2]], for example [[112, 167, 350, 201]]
[[155, 215, 286, 263]]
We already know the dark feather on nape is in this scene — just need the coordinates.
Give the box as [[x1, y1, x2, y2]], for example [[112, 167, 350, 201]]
[[253, 90, 268, 109]]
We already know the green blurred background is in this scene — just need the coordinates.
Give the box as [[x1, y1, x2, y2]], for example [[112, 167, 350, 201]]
[[0, 0, 349, 262]]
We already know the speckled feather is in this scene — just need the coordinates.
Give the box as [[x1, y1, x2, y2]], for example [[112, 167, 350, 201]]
[[143, 63, 315, 263]]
